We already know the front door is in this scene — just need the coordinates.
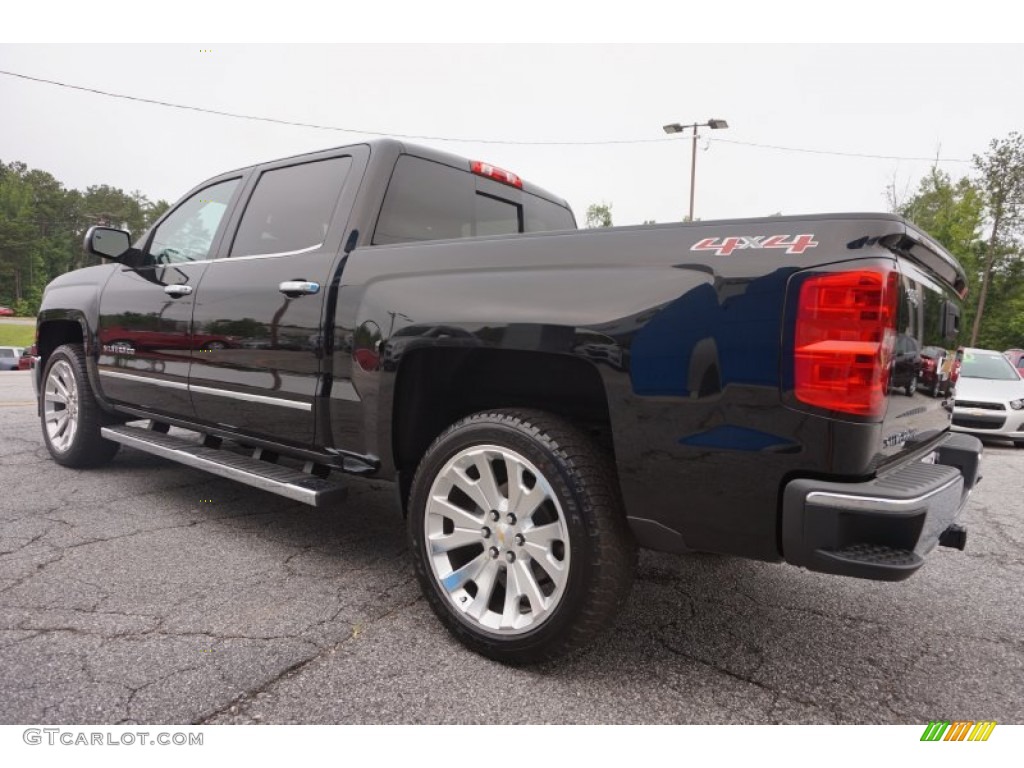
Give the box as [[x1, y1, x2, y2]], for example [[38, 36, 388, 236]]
[[97, 177, 243, 416], [188, 149, 365, 445]]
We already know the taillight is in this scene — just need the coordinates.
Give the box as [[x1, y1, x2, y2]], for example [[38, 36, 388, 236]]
[[470, 160, 523, 189], [794, 268, 898, 417]]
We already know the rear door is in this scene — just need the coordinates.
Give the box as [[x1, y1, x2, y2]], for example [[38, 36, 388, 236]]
[[188, 147, 368, 445]]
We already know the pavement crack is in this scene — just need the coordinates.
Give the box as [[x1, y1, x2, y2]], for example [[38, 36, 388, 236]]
[[193, 592, 423, 725]]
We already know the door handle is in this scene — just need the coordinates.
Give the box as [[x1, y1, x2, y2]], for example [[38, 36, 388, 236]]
[[278, 280, 320, 297], [164, 284, 193, 297]]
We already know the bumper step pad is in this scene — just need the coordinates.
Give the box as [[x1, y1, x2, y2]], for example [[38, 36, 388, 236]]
[[819, 543, 923, 571]]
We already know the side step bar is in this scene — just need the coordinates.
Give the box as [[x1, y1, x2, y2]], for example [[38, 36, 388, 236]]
[[101, 424, 346, 507]]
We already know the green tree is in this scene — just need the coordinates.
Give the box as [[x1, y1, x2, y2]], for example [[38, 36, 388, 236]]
[[970, 132, 1024, 346], [585, 202, 613, 228], [0, 164, 37, 305], [896, 166, 985, 342], [0, 159, 171, 314]]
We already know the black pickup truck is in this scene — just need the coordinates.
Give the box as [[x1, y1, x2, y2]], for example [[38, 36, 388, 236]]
[[33, 140, 982, 663]]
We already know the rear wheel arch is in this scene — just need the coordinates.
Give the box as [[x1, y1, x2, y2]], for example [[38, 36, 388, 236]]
[[391, 347, 616, 513]]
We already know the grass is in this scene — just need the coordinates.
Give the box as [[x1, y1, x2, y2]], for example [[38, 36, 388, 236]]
[[0, 324, 35, 347]]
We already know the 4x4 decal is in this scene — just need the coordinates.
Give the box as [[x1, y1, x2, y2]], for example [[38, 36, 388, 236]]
[[690, 233, 819, 256]]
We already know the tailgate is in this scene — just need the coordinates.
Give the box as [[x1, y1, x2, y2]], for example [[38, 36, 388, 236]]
[[877, 224, 966, 466]]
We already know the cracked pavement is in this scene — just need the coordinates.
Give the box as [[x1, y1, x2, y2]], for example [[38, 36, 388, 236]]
[[1, 369, 1022, 724]]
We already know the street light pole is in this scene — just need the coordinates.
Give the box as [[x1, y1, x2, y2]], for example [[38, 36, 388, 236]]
[[689, 123, 699, 222], [663, 118, 729, 222]]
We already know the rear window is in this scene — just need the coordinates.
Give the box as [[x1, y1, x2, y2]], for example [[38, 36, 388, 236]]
[[0, 349, 14, 358], [373, 155, 574, 245]]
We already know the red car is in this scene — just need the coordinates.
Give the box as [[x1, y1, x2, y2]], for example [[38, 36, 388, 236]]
[[1005, 348, 1024, 376], [0, 306, 15, 317], [18, 344, 38, 371]]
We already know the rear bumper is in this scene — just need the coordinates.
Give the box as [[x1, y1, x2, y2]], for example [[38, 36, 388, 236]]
[[782, 432, 982, 581]]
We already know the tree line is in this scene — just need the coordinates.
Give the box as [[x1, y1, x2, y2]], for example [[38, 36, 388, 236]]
[[0, 160, 170, 314], [586, 132, 1024, 351]]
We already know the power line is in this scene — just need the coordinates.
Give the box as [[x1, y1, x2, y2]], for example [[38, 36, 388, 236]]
[[0, 68, 972, 163], [712, 136, 969, 163]]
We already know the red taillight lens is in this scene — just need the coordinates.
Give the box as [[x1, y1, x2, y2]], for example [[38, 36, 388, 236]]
[[794, 268, 898, 417], [470, 160, 523, 189]]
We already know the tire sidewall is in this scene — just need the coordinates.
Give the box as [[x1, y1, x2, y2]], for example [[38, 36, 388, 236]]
[[408, 418, 598, 657], [39, 345, 100, 467]]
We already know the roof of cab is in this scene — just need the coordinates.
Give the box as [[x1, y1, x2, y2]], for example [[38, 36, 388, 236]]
[[221, 138, 571, 210]]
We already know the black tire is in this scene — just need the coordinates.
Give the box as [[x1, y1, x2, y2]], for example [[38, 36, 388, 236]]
[[39, 344, 120, 468], [408, 409, 636, 664], [929, 380, 940, 398], [1014, 440, 1024, 448], [905, 377, 917, 396]]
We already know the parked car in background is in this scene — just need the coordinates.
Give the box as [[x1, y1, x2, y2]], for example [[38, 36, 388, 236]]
[[0, 346, 23, 371], [18, 345, 38, 371], [951, 348, 1024, 446], [1005, 348, 1024, 374], [891, 333, 923, 395], [920, 346, 953, 398], [0, 306, 15, 317]]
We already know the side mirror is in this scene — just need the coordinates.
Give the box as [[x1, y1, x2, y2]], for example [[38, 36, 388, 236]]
[[84, 226, 133, 261]]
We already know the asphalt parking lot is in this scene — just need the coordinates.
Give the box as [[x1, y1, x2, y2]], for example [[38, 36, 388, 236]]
[[1, 368, 1022, 724]]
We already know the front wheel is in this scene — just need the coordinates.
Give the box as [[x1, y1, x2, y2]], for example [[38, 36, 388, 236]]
[[408, 409, 636, 664], [40, 344, 120, 468]]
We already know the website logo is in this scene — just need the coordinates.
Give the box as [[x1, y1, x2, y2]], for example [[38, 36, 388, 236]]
[[920, 720, 997, 742]]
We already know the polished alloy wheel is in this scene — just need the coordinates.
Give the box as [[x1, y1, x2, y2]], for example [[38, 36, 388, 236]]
[[43, 359, 79, 453], [424, 444, 570, 634]]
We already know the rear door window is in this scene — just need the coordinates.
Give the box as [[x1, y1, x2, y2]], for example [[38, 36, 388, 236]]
[[230, 157, 352, 257]]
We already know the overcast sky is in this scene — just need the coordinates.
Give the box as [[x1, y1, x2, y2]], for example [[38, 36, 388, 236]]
[[1, 44, 1022, 227]]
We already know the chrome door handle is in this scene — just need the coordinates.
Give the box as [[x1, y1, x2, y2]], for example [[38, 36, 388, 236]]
[[278, 280, 320, 297], [164, 284, 193, 297]]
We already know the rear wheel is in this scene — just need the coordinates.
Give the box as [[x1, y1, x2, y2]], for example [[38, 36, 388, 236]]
[[40, 344, 120, 468], [905, 377, 917, 396], [408, 409, 636, 664]]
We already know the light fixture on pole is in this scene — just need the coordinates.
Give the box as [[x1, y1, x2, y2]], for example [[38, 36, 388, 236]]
[[663, 118, 729, 222]]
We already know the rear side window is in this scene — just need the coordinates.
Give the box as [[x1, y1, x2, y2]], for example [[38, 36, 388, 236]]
[[524, 193, 575, 232], [373, 155, 573, 245], [231, 156, 352, 257]]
